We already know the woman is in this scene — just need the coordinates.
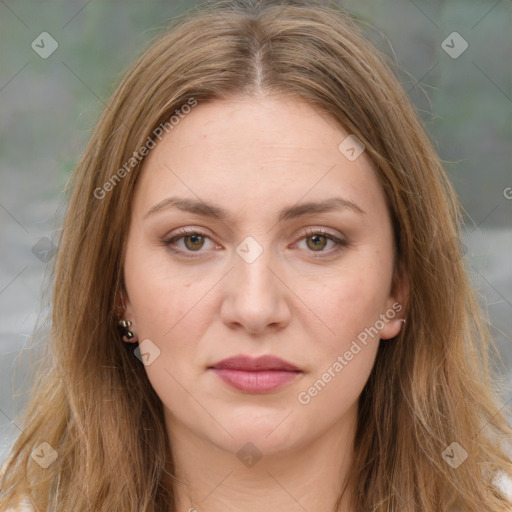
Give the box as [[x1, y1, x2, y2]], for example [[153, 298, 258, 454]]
[[1, 0, 511, 511]]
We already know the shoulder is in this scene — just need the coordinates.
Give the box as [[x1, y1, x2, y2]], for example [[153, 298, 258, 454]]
[[495, 472, 512, 510]]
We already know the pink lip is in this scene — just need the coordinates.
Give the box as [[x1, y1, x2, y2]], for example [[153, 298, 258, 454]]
[[208, 355, 302, 393]]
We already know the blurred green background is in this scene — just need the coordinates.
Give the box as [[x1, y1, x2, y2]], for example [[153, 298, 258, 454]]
[[1, 0, 511, 223], [0, 0, 511, 463]]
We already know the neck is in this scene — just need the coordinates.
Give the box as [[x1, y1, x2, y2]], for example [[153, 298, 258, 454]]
[[164, 405, 358, 512]]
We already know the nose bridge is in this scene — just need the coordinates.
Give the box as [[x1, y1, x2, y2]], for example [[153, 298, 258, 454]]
[[220, 234, 290, 332], [233, 236, 276, 300]]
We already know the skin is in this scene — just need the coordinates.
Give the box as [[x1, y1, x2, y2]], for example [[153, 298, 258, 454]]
[[121, 93, 406, 512]]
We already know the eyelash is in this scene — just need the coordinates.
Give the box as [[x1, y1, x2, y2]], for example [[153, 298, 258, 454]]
[[161, 227, 348, 258]]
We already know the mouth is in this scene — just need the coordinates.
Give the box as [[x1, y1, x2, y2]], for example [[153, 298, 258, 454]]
[[208, 354, 303, 393]]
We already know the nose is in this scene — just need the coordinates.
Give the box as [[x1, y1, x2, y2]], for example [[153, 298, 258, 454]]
[[219, 243, 292, 335]]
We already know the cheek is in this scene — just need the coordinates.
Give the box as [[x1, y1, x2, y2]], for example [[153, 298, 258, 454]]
[[299, 342, 378, 424], [291, 251, 392, 400], [300, 263, 391, 341], [125, 248, 221, 364], [132, 281, 206, 342], [126, 267, 213, 406], [124, 246, 190, 343], [296, 272, 383, 414]]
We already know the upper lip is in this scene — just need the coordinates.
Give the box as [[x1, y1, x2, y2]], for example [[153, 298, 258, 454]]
[[209, 354, 301, 372]]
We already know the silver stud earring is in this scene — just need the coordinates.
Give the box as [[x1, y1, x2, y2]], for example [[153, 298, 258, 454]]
[[118, 319, 136, 342]]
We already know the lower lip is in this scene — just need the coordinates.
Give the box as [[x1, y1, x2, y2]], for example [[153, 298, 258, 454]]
[[210, 368, 301, 393]]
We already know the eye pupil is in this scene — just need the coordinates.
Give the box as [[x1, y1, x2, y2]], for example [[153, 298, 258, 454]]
[[184, 234, 204, 250], [307, 234, 327, 251]]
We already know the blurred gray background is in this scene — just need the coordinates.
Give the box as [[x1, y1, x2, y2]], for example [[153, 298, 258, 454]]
[[1, 0, 511, 466]]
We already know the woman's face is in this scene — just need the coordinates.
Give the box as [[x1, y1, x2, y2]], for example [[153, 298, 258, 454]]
[[122, 94, 405, 457]]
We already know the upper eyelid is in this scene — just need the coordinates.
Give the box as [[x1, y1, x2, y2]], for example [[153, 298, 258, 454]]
[[165, 226, 343, 242]]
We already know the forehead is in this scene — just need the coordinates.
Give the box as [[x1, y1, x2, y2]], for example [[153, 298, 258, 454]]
[[155, 94, 353, 163], [132, 94, 384, 222]]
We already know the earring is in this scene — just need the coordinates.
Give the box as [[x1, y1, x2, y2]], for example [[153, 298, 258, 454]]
[[118, 319, 136, 342]]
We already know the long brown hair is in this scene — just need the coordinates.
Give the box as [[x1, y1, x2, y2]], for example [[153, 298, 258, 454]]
[[1, 1, 511, 510]]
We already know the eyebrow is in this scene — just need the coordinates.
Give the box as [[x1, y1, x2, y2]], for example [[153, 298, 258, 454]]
[[143, 196, 366, 223]]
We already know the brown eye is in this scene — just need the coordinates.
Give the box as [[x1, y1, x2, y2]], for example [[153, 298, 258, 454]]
[[306, 234, 328, 251], [183, 234, 205, 251], [162, 229, 217, 257], [296, 229, 347, 256]]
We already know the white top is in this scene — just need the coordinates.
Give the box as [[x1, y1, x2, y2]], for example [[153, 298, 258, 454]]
[[5, 497, 34, 512]]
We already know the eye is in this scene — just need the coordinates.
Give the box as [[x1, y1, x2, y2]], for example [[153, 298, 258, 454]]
[[162, 228, 218, 257], [162, 227, 348, 258], [295, 228, 347, 255]]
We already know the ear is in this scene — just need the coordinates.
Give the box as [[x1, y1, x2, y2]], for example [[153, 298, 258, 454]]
[[380, 259, 409, 340], [116, 287, 139, 343], [116, 287, 135, 323]]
